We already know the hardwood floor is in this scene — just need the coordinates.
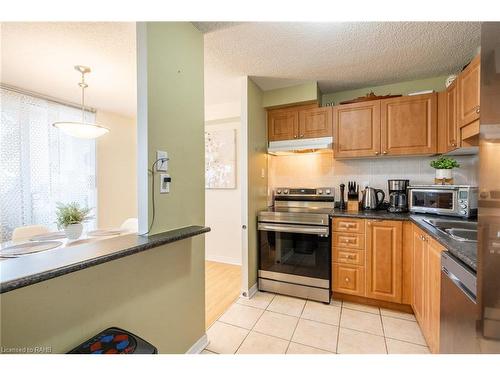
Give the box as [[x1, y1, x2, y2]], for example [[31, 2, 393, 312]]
[[205, 261, 242, 328]]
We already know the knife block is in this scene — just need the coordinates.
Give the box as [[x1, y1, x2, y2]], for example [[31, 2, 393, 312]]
[[347, 200, 359, 212]]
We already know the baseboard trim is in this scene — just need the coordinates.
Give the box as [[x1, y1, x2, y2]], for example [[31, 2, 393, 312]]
[[186, 333, 208, 354], [240, 282, 258, 299], [205, 254, 242, 266]]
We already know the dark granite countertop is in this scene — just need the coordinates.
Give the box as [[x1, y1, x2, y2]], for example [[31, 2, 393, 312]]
[[0, 225, 210, 294], [330, 210, 477, 272]]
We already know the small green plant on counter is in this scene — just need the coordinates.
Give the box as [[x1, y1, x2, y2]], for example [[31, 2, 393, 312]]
[[430, 156, 460, 170], [55, 202, 92, 228]]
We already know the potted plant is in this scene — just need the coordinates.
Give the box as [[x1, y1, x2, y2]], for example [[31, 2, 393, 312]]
[[55, 202, 92, 240], [430, 156, 460, 185]]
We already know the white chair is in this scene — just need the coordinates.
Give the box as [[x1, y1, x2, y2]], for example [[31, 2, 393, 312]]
[[120, 218, 138, 233], [12, 225, 50, 241]]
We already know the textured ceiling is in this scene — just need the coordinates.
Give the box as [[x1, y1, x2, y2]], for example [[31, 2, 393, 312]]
[[1, 22, 136, 116], [202, 22, 481, 104]]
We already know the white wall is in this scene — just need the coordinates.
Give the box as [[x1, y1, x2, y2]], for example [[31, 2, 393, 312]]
[[96, 110, 137, 228], [205, 101, 242, 265]]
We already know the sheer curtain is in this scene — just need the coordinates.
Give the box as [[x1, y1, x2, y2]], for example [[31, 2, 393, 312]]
[[0, 88, 97, 242]]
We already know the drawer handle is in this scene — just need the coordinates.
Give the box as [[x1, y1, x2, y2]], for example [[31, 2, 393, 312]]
[[341, 255, 354, 259]]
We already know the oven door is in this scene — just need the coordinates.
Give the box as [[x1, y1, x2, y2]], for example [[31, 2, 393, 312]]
[[257, 222, 331, 281], [409, 189, 458, 215]]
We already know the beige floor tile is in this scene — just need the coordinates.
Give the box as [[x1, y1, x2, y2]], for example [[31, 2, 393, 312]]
[[291, 319, 339, 353], [301, 300, 341, 326], [253, 310, 299, 340], [286, 342, 333, 354], [206, 321, 249, 354], [218, 303, 264, 329], [380, 308, 416, 321], [337, 328, 387, 354], [340, 308, 384, 336], [237, 291, 275, 310], [330, 298, 342, 307], [386, 338, 430, 354], [342, 301, 380, 315], [267, 294, 306, 317], [382, 316, 427, 346], [201, 349, 217, 354], [236, 331, 289, 354]]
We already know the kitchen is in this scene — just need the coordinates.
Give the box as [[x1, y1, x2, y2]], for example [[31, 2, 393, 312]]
[[204, 22, 499, 355]]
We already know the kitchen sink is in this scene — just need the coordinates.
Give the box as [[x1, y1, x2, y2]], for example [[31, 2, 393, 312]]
[[423, 218, 478, 242]]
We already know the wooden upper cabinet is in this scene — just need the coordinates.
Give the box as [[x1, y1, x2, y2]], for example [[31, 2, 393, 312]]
[[268, 110, 298, 141], [381, 93, 437, 156], [445, 81, 459, 150], [365, 220, 403, 303], [458, 54, 481, 128], [298, 106, 333, 139], [333, 101, 381, 158]]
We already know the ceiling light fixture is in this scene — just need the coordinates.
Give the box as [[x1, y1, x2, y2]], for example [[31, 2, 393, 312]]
[[53, 65, 109, 139]]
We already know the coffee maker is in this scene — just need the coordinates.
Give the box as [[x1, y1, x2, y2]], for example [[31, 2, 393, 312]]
[[387, 179, 409, 213]]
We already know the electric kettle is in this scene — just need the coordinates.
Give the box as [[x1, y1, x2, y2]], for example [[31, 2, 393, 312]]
[[362, 186, 385, 210]]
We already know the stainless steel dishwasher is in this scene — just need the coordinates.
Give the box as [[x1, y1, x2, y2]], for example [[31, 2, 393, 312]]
[[440, 252, 479, 353]]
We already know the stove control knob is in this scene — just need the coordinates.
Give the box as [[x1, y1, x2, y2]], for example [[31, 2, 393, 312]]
[[460, 204, 467, 209], [284, 189, 289, 194], [460, 210, 467, 215], [318, 189, 323, 195], [276, 189, 282, 195], [325, 189, 331, 195]]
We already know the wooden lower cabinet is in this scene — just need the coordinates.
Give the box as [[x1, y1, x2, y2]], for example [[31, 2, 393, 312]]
[[365, 220, 403, 303], [411, 224, 445, 354], [332, 263, 365, 296]]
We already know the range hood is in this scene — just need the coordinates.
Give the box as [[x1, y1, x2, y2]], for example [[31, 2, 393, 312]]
[[267, 137, 333, 155]]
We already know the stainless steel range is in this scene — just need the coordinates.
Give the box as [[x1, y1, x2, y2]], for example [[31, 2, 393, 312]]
[[257, 187, 335, 303]]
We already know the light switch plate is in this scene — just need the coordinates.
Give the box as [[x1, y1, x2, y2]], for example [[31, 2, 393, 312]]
[[156, 151, 168, 171]]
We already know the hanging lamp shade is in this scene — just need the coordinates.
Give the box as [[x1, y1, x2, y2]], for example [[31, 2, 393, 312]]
[[52, 65, 109, 139]]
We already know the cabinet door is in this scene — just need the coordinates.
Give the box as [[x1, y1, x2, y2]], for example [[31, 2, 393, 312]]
[[458, 54, 481, 128], [268, 110, 298, 141], [333, 101, 381, 158], [366, 220, 403, 303], [426, 238, 445, 353], [298, 106, 332, 139], [332, 263, 365, 296], [412, 226, 427, 327], [381, 94, 437, 156]]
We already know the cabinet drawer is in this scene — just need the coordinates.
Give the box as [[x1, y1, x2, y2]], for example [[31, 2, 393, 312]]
[[332, 263, 365, 296], [333, 248, 365, 266], [333, 218, 365, 234], [333, 232, 365, 250]]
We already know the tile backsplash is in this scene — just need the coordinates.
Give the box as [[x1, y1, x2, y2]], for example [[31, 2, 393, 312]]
[[267, 153, 478, 202]]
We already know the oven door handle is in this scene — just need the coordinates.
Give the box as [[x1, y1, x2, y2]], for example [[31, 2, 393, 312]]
[[258, 223, 329, 236]]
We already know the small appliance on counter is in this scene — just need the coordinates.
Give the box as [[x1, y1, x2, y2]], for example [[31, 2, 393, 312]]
[[388, 179, 410, 213], [361, 186, 385, 210], [407, 185, 478, 218], [257, 187, 335, 303]]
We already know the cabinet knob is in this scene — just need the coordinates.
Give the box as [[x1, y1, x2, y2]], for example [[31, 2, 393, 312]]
[[383, 150, 388, 155], [345, 277, 350, 283], [476, 106, 481, 114], [299, 134, 304, 138], [451, 141, 457, 147], [293, 135, 297, 139], [375, 151, 380, 155]]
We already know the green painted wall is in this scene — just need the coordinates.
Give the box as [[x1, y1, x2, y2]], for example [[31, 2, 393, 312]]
[[145, 22, 205, 234], [262, 81, 318, 108], [321, 75, 448, 106], [246, 78, 268, 288]]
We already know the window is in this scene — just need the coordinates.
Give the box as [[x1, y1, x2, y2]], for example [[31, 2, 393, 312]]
[[0, 88, 97, 242]]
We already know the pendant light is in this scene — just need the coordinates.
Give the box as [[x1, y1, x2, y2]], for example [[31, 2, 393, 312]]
[[53, 65, 109, 139]]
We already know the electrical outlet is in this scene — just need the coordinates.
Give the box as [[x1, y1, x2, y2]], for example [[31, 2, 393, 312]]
[[160, 174, 170, 193], [156, 151, 168, 171]]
